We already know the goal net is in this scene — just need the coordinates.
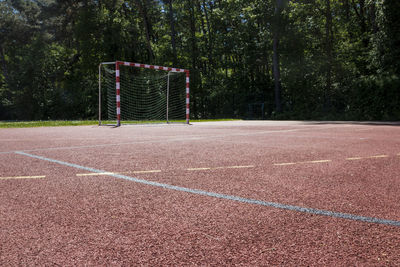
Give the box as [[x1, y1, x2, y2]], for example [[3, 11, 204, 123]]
[[99, 61, 190, 126]]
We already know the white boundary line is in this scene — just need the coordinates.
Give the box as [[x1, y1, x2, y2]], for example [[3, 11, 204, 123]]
[[14, 151, 400, 228]]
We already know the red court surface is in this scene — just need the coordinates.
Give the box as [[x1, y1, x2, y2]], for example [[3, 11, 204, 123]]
[[1, 121, 400, 265]]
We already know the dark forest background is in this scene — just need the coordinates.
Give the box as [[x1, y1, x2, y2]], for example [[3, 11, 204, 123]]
[[0, 0, 399, 121]]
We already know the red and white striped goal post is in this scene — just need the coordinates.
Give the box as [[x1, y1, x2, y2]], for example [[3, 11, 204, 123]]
[[99, 61, 190, 126]]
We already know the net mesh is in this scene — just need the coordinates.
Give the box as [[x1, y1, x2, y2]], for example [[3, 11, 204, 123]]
[[100, 64, 186, 123]]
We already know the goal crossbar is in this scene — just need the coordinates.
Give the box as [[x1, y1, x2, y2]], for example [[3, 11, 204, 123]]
[[99, 60, 190, 126]]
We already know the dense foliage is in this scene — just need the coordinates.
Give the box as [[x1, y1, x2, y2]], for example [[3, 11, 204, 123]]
[[0, 0, 399, 121]]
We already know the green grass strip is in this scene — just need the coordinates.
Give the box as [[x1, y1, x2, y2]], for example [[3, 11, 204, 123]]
[[0, 119, 240, 128]]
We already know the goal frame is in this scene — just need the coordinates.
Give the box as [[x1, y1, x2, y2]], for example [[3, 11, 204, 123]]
[[98, 60, 190, 126]]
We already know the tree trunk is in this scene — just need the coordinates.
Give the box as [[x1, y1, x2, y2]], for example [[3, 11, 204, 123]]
[[187, 0, 199, 117], [352, 0, 368, 47], [202, 0, 213, 59], [167, 0, 177, 65], [369, 1, 378, 34], [272, 0, 283, 113], [324, 0, 333, 112], [202, 0, 215, 84], [343, 0, 350, 21], [135, 0, 155, 62], [196, 0, 207, 74], [0, 46, 10, 88]]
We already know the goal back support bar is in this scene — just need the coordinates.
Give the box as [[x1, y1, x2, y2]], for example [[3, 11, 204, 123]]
[[99, 61, 190, 126]]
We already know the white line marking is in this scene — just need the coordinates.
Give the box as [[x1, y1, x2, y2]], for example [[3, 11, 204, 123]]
[[368, 155, 389, 158], [274, 160, 331, 166], [303, 160, 332, 164], [225, 165, 254, 169], [346, 155, 389, 160], [187, 165, 254, 171], [15, 151, 400, 228], [274, 163, 297, 166], [77, 172, 115, 176], [346, 157, 363, 160], [132, 170, 161, 174], [77, 170, 161, 176], [0, 175, 45, 180], [187, 168, 211, 171]]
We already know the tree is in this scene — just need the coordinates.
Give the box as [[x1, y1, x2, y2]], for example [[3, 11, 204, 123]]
[[0, 0, 399, 121], [272, 0, 288, 113]]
